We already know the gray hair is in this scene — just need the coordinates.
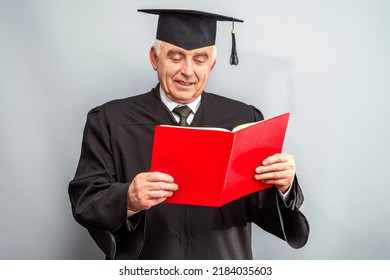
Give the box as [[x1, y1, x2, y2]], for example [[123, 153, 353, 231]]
[[152, 39, 217, 63]]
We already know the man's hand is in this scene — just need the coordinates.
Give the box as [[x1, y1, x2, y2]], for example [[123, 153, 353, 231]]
[[254, 153, 295, 194], [127, 172, 178, 211]]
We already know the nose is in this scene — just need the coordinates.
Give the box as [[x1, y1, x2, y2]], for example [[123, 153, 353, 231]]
[[181, 58, 194, 77]]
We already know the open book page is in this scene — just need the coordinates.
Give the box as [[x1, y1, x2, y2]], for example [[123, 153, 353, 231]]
[[232, 121, 258, 132], [160, 124, 230, 132]]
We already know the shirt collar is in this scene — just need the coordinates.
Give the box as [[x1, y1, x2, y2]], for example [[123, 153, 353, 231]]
[[159, 86, 201, 114]]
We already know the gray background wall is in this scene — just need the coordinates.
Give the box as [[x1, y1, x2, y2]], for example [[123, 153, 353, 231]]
[[1, 0, 389, 259]]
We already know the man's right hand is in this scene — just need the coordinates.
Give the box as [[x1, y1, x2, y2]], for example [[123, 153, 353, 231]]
[[127, 172, 178, 211]]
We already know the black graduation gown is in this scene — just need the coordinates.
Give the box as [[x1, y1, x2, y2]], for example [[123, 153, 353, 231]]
[[68, 85, 309, 260]]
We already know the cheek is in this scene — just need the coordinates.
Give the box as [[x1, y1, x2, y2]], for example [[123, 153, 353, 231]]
[[162, 64, 181, 79], [196, 68, 212, 82], [157, 66, 170, 83]]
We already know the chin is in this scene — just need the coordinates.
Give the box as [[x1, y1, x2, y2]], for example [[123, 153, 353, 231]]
[[171, 92, 196, 102]]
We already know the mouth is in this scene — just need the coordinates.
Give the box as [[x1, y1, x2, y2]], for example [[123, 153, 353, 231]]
[[176, 80, 195, 86]]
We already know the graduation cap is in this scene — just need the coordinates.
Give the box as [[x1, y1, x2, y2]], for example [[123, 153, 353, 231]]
[[138, 9, 244, 65]]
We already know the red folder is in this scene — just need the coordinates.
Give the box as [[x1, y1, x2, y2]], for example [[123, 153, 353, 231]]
[[150, 113, 290, 207]]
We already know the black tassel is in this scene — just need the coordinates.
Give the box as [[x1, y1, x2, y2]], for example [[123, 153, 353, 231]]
[[230, 21, 239, 65]]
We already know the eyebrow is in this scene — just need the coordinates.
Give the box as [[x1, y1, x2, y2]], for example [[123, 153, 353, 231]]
[[166, 49, 210, 60], [167, 50, 184, 57], [193, 52, 209, 59]]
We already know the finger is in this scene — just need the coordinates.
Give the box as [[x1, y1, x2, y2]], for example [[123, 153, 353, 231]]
[[146, 172, 175, 183], [256, 175, 291, 185], [254, 169, 293, 182], [147, 190, 175, 200], [154, 181, 179, 191], [255, 162, 291, 174], [131, 181, 177, 201], [129, 187, 175, 210], [262, 153, 291, 166], [144, 194, 174, 209]]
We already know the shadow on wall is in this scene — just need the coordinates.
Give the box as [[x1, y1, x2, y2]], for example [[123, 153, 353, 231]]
[[207, 49, 296, 117]]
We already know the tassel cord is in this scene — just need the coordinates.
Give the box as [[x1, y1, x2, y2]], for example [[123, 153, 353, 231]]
[[230, 21, 239, 65]]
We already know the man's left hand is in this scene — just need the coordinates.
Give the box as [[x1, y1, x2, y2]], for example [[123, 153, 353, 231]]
[[254, 153, 295, 194]]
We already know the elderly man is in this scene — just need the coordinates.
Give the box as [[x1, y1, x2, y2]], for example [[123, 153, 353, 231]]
[[69, 9, 309, 260]]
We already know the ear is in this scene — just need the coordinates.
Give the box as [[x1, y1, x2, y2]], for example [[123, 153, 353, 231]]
[[210, 59, 217, 72], [149, 47, 158, 71]]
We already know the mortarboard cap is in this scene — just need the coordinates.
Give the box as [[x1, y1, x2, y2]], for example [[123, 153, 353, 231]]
[[138, 9, 244, 65]]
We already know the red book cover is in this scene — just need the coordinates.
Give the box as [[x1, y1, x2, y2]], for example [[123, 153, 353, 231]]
[[150, 113, 290, 207]]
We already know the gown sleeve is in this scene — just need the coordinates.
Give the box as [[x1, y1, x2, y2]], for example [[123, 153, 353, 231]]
[[68, 106, 143, 259], [248, 106, 310, 249], [248, 178, 310, 249]]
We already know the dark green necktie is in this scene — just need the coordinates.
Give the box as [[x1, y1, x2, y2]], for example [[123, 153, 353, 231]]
[[173, 105, 192, 127]]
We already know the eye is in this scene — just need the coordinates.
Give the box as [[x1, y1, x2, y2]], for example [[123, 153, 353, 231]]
[[194, 55, 207, 63], [170, 53, 183, 62]]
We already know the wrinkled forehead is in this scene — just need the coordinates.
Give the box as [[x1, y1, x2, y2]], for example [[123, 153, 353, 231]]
[[160, 41, 214, 56]]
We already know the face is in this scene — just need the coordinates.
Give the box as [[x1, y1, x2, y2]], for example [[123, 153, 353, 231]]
[[149, 41, 216, 104]]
